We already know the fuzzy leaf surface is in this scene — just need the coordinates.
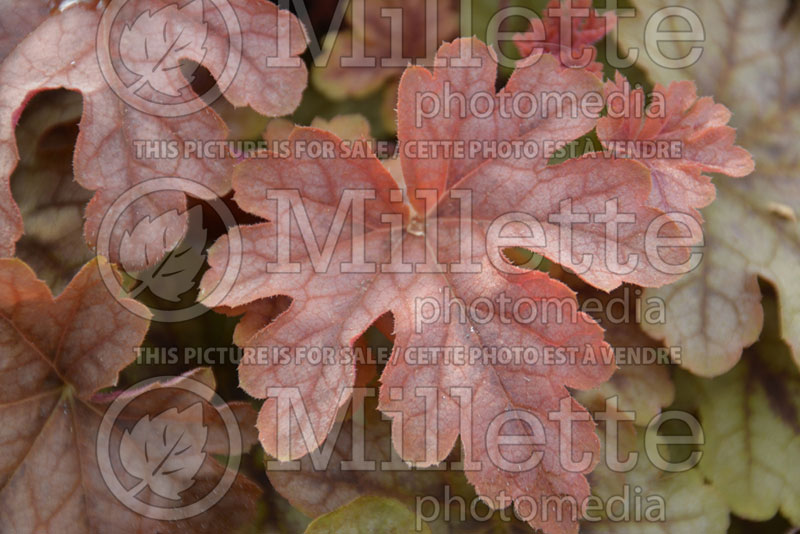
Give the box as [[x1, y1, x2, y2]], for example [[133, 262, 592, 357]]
[[201, 37, 705, 534], [0, 0, 307, 269], [0, 259, 260, 532], [620, 0, 800, 375], [598, 73, 753, 220]]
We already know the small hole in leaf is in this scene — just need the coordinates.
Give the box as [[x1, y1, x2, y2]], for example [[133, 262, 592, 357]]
[[11, 88, 93, 294]]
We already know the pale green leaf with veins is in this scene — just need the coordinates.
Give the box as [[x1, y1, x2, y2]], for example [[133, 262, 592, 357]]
[[686, 298, 800, 524], [585, 419, 729, 534], [619, 0, 800, 376]]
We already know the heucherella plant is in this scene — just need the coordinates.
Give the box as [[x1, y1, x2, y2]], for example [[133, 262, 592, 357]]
[[0, 0, 307, 270], [6, 0, 797, 533], [197, 8, 751, 534]]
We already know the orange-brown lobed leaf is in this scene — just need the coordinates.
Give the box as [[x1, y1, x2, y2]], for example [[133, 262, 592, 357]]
[[0, 260, 260, 532], [217, 295, 293, 347], [597, 73, 755, 220], [0, 257, 151, 398], [514, 0, 616, 75], [198, 36, 706, 533], [443, 152, 690, 291], [397, 40, 601, 212], [0, 1, 307, 269]]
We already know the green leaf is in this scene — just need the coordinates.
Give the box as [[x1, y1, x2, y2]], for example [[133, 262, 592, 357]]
[[304, 496, 430, 534], [620, 0, 800, 376], [586, 420, 729, 533], [688, 299, 800, 524]]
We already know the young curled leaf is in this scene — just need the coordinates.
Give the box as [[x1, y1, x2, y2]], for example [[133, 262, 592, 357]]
[[598, 74, 754, 221]]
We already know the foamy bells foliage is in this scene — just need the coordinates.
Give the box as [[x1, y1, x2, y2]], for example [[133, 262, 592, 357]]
[[0, 0, 307, 270], [197, 35, 747, 534], [0, 258, 260, 533]]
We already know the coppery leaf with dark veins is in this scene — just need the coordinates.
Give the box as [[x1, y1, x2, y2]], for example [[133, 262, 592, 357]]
[[0, 258, 260, 533], [0, 0, 308, 270], [200, 38, 711, 534]]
